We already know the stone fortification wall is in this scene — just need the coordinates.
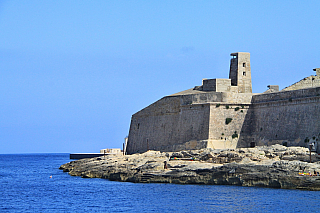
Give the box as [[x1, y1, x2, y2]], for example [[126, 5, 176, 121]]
[[223, 92, 253, 104], [178, 92, 253, 105], [238, 87, 320, 150], [126, 91, 254, 154], [179, 92, 224, 105], [127, 86, 320, 154], [215, 79, 232, 92], [202, 79, 232, 92], [252, 86, 320, 103], [126, 96, 211, 154], [207, 103, 251, 149], [126, 52, 320, 154]]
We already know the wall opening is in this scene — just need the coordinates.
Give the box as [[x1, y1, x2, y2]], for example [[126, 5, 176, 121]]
[[243, 72, 246, 76], [250, 142, 256, 148], [243, 63, 246, 67]]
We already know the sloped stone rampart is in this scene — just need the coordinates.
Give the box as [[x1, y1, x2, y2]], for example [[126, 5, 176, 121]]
[[282, 75, 320, 91]]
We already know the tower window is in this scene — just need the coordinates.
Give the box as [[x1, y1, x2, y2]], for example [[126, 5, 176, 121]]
[[243, 72, 246, 76], [243, 63, 246, 67]]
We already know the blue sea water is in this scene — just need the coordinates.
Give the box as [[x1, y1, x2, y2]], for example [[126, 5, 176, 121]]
[[0, 154, 320, 212]]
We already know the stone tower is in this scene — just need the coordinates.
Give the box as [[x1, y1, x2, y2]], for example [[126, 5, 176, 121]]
[[229, 52, 252, 93]]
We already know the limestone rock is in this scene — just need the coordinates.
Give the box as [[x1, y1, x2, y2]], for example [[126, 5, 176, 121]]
[[59, 146, 320, 190]]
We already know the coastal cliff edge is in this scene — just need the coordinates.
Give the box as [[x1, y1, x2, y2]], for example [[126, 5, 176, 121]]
[[60, 145, 320, 190]]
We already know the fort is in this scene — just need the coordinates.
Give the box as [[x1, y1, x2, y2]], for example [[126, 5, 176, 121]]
[[126, 52, 320, 154]]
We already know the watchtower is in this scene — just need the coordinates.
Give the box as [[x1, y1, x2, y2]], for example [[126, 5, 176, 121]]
[[229, 52, 252, 93]]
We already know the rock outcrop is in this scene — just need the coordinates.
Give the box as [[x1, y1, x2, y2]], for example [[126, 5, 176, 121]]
[[60, 145, 320, 190]]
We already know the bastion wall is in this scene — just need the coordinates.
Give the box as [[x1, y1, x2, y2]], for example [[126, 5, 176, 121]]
[[126, 96, 210, 154], [238, 87, 320, 150], [126, 52, 320, 154], [207, 102, 251, 150], [126, 92, 254, 154]]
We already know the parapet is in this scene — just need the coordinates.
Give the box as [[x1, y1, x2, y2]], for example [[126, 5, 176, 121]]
[[202, 78, 231, 92], [313, 68, 320, 76], [267, 85, 279, 92]]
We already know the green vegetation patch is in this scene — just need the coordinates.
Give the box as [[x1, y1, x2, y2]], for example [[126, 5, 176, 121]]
[[232, 131, 238, 139], [225, 118, 232, 125]]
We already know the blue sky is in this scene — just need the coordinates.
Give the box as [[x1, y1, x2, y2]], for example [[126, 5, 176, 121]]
[[1, 1, 320, 154]]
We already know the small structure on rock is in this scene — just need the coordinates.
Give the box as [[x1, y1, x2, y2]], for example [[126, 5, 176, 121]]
[[100, 148, 122, 154]]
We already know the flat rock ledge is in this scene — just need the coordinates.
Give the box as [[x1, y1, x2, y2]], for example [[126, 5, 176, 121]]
[[60, 145, 320, 190]]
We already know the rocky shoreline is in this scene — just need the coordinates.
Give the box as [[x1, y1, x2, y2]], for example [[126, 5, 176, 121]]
[[60, 145, 320, 190]]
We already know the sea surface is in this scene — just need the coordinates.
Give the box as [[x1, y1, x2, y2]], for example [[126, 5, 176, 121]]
[[1, 153, 320, 212]]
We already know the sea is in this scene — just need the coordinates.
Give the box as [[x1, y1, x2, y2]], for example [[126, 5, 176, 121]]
[[1, 154, 320, 213]]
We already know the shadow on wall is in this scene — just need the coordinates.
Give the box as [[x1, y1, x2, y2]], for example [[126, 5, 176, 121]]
[[237, 104, 255, 148]]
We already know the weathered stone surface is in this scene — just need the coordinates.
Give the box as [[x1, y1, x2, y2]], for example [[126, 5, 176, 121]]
[[60, 145, 320, 190], [126, 52, 320, 154]]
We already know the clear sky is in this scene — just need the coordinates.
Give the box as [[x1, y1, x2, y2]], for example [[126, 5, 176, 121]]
[[1, 1, 320, 154]]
